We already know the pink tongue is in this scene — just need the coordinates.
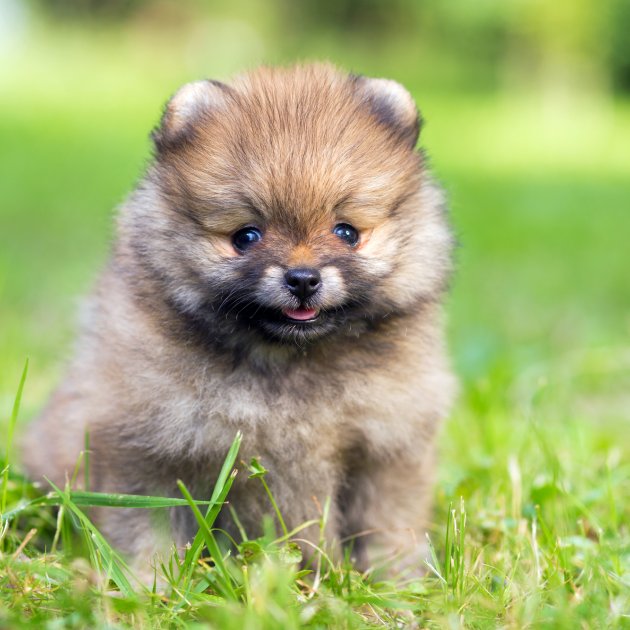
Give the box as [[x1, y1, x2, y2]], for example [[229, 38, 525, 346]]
[[283, 307, 318, 321]]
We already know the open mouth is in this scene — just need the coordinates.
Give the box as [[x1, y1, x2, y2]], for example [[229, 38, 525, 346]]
[[256, 305, 332, 343], [281, 306, 320, 322], [215, 297, 335, 342]]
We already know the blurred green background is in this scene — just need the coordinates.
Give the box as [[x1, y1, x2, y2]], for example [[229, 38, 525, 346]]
[[1, 0, 629, 437]]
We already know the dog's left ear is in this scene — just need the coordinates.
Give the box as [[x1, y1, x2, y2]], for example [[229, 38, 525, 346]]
[[355, 76, 421, 148]]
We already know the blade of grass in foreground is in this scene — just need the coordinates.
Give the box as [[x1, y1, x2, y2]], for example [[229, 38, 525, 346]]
[[178, 479, 239, 600], [176, 431, 242, 594], [1, 359, 29, 517], [46, 479, 140, 597], [1, 491, 217, 523], [247, 457, 288, 537]]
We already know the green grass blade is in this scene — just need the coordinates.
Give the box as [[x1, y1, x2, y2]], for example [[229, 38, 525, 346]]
[[444, 502, 452, 586], [209, 432, 243, 506], [177, 479, 239, 600], [83, 429, 90, 491], [175, 467, 239, 604], [1, 491, 216, 523], [1, 359, 28, 516], [177, 432, 242, 587], [46, 479, 142, 597], [67, 491, 216, 509], [261, 476, 288, 538]]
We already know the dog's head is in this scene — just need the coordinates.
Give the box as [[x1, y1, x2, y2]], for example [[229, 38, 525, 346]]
[[125, 64, 452, 349]]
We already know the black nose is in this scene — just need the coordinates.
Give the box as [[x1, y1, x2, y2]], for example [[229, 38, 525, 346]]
[[284, 267, 321, 300]]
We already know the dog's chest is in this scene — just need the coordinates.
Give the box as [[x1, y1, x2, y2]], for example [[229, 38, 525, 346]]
[[151, 363, 398, 460]]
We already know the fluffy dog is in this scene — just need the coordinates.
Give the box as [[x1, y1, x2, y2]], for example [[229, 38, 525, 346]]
[[23, 63, 455, 576]]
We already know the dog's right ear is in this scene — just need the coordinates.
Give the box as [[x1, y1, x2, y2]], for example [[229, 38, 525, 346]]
[[354, 75, 421, 149], [152, 80, 231, 152]]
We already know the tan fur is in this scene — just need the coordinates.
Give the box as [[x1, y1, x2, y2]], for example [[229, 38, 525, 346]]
[[22, 63, 456, 577]]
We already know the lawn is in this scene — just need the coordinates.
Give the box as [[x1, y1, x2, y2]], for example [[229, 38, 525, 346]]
[[1, 20, 629, 629]]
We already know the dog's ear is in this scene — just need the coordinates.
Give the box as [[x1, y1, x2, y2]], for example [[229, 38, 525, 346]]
[[355, 76, 421, 148], [152, 80, 231, 152]]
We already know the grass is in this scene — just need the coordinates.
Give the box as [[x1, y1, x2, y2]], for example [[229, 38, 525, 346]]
[[1, 16, 630, 629]]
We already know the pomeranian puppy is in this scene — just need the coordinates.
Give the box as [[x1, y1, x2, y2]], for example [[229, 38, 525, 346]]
[[23, 63, 455, 577]]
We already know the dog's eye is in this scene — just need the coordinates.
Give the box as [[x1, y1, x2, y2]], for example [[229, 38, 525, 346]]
[[232, 227, 262, 253], [332, 223, 359, 247]]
